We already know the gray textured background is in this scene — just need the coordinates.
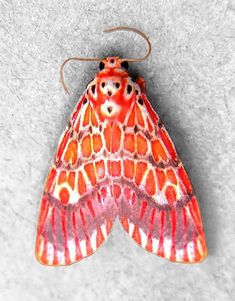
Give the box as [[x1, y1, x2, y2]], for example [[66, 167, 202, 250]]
[[0, 0, 235, 300]]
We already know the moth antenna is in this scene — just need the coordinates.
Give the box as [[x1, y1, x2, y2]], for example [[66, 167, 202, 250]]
[[103, 26, 152, 62], [60, 26, 152, 94], [60, 57, 102, 94]]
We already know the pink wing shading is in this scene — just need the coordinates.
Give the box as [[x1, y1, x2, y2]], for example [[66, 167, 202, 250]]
[[36, 187, 116, 265], [117, 93, 207, 263], [35, 95, 117, 265]]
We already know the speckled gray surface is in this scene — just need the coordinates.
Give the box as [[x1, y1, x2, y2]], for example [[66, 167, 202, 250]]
[[0, 0, 235, 300]]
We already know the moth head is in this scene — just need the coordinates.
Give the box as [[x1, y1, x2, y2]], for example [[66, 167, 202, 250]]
[[99, 57, 129, 71], [59, 27, 151, 95]]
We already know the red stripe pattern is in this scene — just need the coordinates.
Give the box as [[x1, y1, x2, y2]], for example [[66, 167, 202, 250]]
[[36, 188, 116, 265], [35, 57, 207, 265]]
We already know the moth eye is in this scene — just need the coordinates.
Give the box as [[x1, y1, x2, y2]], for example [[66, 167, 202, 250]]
[[127, 84, 132, 94], [121, 61, 129, 70], [115, 82, 120, 88], [101, 82, 106, 88], [99, 62, 105, 70]]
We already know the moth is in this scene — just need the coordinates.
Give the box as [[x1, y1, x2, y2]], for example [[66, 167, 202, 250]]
[[35, 27, 207, 265]]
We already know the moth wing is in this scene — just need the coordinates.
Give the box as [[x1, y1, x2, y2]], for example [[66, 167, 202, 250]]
[[118, 93, 207, 263], [35, 94, 117, 266]]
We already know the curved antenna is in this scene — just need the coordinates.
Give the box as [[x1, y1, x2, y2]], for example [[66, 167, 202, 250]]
[[103, 26, 152, 62], [60, 57, 102, 94], [60, 26, 152, 94]]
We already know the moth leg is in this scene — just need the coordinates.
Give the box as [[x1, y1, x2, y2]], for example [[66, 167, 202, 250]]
[[135, 77, 146, 93]]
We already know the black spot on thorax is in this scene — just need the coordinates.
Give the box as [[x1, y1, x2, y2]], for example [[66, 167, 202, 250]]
[[127, 85, 132, 94], [91, 85, 96, 94]]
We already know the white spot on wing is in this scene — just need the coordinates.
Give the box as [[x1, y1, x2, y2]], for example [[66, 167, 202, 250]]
[[155, 191, 169, 206], [80, 239, 87, 257], [152, 238, 159, 253], [57, 250, 65, 265], [67, 240, 76, 262], [47, 242, 54, 265], [187, 241, 195, 262], [90, 230, 97, 252], [139, 228, 147, 248], [69, 189, 79, 204], [163, 238, 172, 259], [175, 249, 184, 262]]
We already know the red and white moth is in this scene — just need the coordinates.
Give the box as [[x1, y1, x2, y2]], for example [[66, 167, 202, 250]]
[[35, 27, 207, 265]]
